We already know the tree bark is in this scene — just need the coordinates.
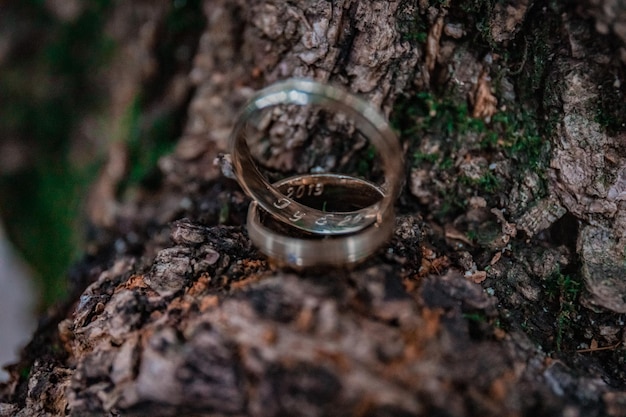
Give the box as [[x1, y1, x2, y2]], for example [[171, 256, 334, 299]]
[[2, 0, 626, 416]]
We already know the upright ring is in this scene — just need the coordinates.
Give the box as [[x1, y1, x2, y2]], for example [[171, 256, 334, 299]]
[[247, 174, 394, 267], [229, 78, 403, 235]]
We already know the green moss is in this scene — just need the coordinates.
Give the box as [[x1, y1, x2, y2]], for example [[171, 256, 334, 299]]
[[466, 229, 478, 242], [459, 172, 502, 194], [475, 222, 501, 247], [0, 0, 113, 307], [45, 1, 114, 84], [457, 0, 498, 48], [118, 0, 204, 193], [395, 89, 545, 187], [463, 312, 487, 323], [114, 96, 182, 197], [19, 365, 31, 380], [356, 145, 377, 177], [395, 1, 429, 46], [412, 151, 440, 165], [117, 99, 167, 191], [491, 111, 548, 170], [440, 156, 454, 170], [545, 271, 582, 352], [0, 0, 204, 308], [394, 91, 484, 140], [477, 171, 501, 193], [218, 200, 230, 225], [434, 191, 467, 221]]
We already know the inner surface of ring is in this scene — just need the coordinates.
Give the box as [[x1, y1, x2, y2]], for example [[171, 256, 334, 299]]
[[276, 174, 384, 212], [258, 174, 384, 239], [259, 174, 384, 240]]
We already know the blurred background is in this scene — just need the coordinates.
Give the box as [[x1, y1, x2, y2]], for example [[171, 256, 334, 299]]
[[0, 0, 204, 380]]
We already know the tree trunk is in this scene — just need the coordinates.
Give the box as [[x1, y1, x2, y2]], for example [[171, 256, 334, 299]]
[[2, 0, 626, 416]]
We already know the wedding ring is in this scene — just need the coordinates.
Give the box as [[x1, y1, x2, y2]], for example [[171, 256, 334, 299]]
[[247, 174, 394, 267], [229, 78, 403, 235]]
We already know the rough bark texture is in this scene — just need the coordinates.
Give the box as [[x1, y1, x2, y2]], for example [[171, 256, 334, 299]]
[[2, 0, 626, 416]]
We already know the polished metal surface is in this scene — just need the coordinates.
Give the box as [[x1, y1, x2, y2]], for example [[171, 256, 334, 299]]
[[246, 174, 394, 267], [230, 78, 402, 236]]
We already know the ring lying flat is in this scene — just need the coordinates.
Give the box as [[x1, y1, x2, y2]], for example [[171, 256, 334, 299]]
[[247, 174, 393, 267], [229, 78, 403, 236]]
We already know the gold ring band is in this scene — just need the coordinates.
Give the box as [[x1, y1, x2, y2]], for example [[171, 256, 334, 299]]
[[229, 78, 402, 236], [246, 173, 394, 267]]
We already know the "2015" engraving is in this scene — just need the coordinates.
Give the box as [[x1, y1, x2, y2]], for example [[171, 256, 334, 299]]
[[273, 182, 325, 210], [271, 181, 370, 229], [286, 183, 324, 199]]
